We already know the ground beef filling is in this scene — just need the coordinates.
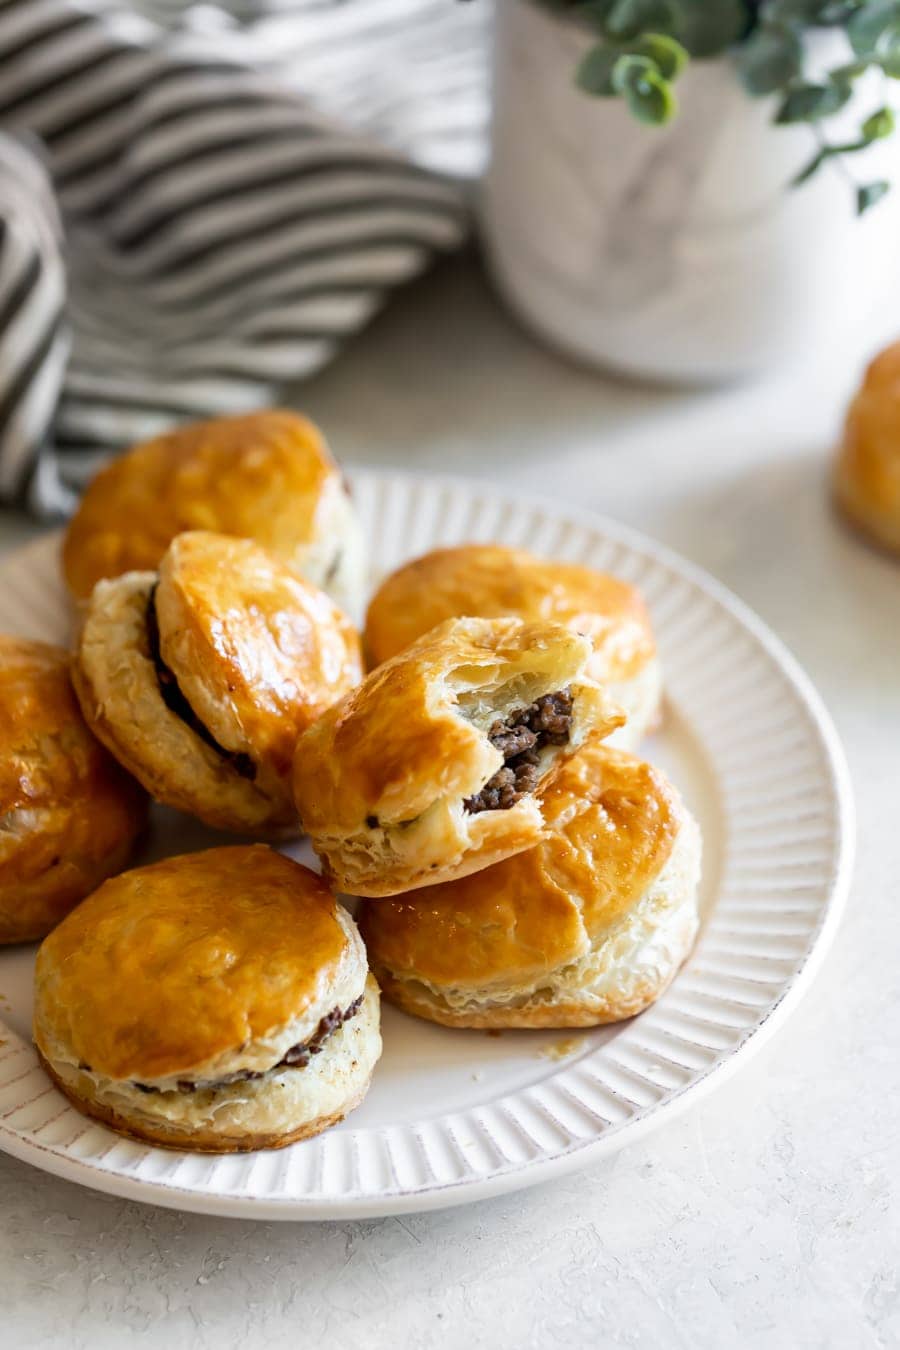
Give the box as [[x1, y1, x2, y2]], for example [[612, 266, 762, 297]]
[[145, 585, 256, 781], [464, 688, 573, 814], [130, 995, 365, 1096]]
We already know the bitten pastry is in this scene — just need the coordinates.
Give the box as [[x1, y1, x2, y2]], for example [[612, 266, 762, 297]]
[[365, 545, 661, 747], [359, 739, 701, 1028], [73, 531, 362, 834], [33, 846, 382, 1152], [61, 409, 367, 615], [834, 341, 900, 554], [0, 636, 145, 944], [293, 616, 625, 897]]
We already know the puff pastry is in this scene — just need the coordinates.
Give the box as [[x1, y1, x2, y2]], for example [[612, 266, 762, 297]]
[[293, 616, 625, 896], [835, 342, 900, 554], [72, 531, 362, 834], [359, 739, 701, 1027], [0, 636, 146, 944], [33, 846, 382, 1152], [365, 545, 661, 746], [61, 409, 367, 616]]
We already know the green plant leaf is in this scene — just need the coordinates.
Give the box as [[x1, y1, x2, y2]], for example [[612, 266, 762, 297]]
[[772, 0, 859, 19], [605, 0, 676, 38], [610, 54, 677, 120], [572, 0, 619, 33], [818, 2, 866, 20], [774, 80, 852, 121], [792, 147, 829, 184], [667, 0, 750, 56], [611, 52, 658, 91], [626, 72, 677, 121], [847, 0, 900, 56], [879, 46, 900, 73], [862, 105, 896, 137], [634, 31, 689, 77], [573, 0, 749, 56], [575, 42, 623, 94], [857, 179, 891, 211], [829, 59, 871, 83], [736, 22, 804, 94], [575, 32, 688, 94]]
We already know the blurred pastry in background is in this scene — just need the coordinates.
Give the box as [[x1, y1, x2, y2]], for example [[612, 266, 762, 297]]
[[294, 615, 625, 897], [33, 846, 382, 1152], [835, 342, 900, 555], [0, 636, 145, 944], [359, 738, 701, 1029], [61, 409, 367, 616], [73, 531, 362, 834], [365, 544, 661, 746]]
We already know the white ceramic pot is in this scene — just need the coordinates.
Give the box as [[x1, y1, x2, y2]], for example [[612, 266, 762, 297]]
[[481, 0, 900, 382]]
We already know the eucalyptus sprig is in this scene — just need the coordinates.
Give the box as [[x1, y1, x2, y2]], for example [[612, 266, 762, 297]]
[[561, 0, 900, 213]]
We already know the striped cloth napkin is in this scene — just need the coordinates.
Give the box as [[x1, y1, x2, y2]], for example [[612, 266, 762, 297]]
[[0, 0, 488, 515]]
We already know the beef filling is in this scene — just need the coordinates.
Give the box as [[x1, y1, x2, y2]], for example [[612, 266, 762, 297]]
[[146, 585, 256, 780], [464, 688, 573, 814], [131, 995, 365, 1096]]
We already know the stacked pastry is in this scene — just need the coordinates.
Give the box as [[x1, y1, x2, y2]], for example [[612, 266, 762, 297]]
[[297, 545, 701, 1028], [2, 409, 701, 1156], [15, 411, 380, 1151]]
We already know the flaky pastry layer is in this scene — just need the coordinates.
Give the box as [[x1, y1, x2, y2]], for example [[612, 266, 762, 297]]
[[39, 977, 381, 1152], [294, 617, 625, 896]]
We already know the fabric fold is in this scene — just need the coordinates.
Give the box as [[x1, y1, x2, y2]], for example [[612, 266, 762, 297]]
[[0, 0, 487, 514]]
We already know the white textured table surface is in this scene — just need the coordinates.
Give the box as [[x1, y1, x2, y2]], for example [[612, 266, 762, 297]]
[[2, 253, 899, 1350]]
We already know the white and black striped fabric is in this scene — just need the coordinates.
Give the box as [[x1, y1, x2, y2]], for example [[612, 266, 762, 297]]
[[0, 0, 488, 515]]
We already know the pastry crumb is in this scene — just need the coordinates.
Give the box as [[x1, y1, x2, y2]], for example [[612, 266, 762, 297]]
[[540, 1037, 582, 1061]]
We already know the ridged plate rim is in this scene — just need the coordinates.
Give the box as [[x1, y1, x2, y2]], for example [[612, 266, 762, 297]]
[[0, 468, 854, 1219]]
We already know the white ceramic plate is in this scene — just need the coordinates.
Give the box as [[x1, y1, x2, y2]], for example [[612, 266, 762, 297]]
[[0, 470, 853, 1220]]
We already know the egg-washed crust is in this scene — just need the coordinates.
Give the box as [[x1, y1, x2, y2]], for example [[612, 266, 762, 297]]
[[834, 343, 900, 555], [359, 740, 686, 997], [72, 533, 362, 833], [370, 843, 699, 1028], [33, 846, 366, 1082], [0, 636, 146, 943], [35, 976, 382, 1152], [293, 617, 626, 897], [155, 531, 362, 790], [60, 409, 365, 607], [72, 571, 294, 833], [365, 544, 658, 682]]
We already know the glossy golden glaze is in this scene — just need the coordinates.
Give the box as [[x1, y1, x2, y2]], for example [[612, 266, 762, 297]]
[[365, 545, 657, 680], [0, 637, 145, 942], [835, 342, 900, 553], [359, 741, 681, 987], [33, 846, 351, 1080], [62, 410, 343, 599], [292, 616, 623, 838], [157, 532, 362, 781]]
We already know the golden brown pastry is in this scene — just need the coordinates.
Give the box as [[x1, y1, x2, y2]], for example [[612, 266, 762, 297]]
[[359, 739, 701, 1028], [835, 342, 900, 553], [72, 531, 362, 834], [365, 545, 661, 746], [61, 409, 367, 615], [0, 636, 146, 944], [293, 616, 625, 897], [33, 845, 381, 1152]]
